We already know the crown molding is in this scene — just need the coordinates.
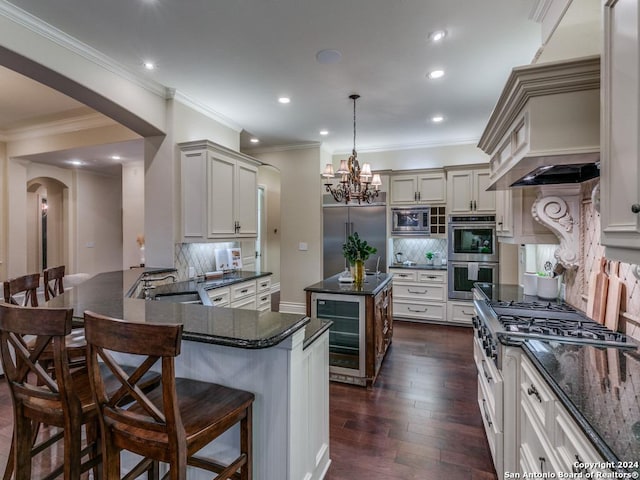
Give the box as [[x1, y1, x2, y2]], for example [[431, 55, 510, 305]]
[[0, 111, 116, 141], [171, 91, 242, 132], [246, 142, 322, 154], [331, 137, 479, 156], [528, 0, 554, 23], [0, 1, 168, 98]]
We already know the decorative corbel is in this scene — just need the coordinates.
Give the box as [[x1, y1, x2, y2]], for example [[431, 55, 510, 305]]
[[531, 185, 582, 270]]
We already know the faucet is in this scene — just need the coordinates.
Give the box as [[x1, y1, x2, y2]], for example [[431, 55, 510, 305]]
[[141, 273, 177, 300]]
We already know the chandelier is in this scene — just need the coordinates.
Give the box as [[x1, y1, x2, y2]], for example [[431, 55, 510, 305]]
[[322, 94, 381, 204]]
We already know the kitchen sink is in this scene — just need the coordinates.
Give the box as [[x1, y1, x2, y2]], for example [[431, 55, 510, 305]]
[[152, 292, 202, 304]]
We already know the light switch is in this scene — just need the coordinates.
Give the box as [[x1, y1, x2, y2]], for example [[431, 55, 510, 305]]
[[299, 242, 308, 251], [86, 242, 95, 248]]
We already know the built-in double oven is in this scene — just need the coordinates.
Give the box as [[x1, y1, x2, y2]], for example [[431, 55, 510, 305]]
[[447, 215, 499, 299]]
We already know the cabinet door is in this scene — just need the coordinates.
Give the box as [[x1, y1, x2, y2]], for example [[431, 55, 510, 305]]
[[495, 189, 513, 237], [236, 160, 258, 237], [601, 0, 640, 261], [417, 172, 446, 204], [448, 170, 474, 213], [208, 155, 237, 237], [181, 151, 207, 240], [390, 175, 418, 204], [473, 169, 496, 213]]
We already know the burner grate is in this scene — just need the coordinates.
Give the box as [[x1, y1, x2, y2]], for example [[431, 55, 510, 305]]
[[490, 300, 577, 313]]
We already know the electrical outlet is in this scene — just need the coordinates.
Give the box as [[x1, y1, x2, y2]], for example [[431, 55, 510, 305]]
[[188, 266, 196, 278]]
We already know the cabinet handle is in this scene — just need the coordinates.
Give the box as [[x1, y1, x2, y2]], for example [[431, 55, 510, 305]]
[[408, 307, 428, 312], [469, 200, 473, 210], [240, 289, 249, 293], [426, 275, 437, 279], [414, 192, 418, 201], [539, 457, 546, 472], [417, 192, 421, 201], [480, 359, 493, 383], [462, 310, 474, 316], [407, 289, 428, 294], [632, 204, 640, 214], [527, 384, 542, 403], [473, 200, 477, 211], [572, 455, 587, 474], [212, 297, 223, 302], [481, 399, 492, 427]]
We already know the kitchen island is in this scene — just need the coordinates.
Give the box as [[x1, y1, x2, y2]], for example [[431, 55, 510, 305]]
[[47, 269, 332, 480], [304, 273, 393, 387]]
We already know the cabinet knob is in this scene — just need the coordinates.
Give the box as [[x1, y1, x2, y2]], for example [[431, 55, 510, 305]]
[[632, 204, 640, 214], [527, 384, 542, 403]]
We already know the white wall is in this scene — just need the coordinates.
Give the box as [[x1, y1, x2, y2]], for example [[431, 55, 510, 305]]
[[75, 170, 122, 275], [122, 161, 145, 269], [258, 165, 282, 285], [253, 146, 323, 312]]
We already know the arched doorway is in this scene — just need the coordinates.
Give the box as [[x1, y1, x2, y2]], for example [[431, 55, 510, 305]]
[[26, 177, 68, 274]]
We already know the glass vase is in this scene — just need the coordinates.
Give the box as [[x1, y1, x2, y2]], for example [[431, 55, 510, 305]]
[[351, 260, 365, 287]]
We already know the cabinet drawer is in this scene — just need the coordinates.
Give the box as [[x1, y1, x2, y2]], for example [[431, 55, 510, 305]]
[[394, 283, 445, 302], [230, 296, 257, 309], [393, 300, 444, 321], [207, 287, 230, 307], [230, 280, 256, 301], [520, 400, 561, 475], [554, 402, 610, 475], [478, 380, 503, 473], [389, 269, 417, 282], [417, 270, 446, 283], [447, 301, 476, 325], [473, 337, 503, 430], [257, 276, 271, 293], [257, 292, 271, 309], [521, 356, 554, 430]]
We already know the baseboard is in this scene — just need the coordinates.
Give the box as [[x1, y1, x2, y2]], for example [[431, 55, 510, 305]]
[[279, 301, 307, 315]]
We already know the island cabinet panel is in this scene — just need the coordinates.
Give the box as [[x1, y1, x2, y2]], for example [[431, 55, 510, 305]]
[[305, 274, 394, 387], [389, 267, 447, 323], [179, 140, 259, 242]]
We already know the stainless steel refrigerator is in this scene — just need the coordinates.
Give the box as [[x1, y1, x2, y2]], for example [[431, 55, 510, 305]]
[[323, 193, 387, 278]]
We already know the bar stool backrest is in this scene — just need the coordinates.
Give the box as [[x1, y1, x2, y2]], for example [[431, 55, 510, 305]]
[[44, 265, 65, 302], [3, 273, 40, 307]]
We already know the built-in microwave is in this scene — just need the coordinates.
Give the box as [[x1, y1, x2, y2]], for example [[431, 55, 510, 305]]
[[447, 215, 499, 262], [391, 207, 430, 236]]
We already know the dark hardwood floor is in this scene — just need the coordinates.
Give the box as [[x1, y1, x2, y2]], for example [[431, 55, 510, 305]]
[[0, 320, 496, 480], [326, 321, 497, 480]]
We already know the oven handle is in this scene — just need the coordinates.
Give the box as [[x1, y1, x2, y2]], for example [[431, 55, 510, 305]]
[[480, 359, 493, 383]]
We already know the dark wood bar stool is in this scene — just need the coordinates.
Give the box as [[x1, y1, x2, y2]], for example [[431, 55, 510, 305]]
[[3, 273, 41, 307], [84, 311, 255, 480], [0, 303, 101, 480], [43, 265, 66, 301]]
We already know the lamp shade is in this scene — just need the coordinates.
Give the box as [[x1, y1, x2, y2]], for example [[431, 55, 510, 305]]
[[371, 173, 382, 188], [360, 163, 372, 179], [322, 163, 335, 178], [336, 159, 349, 175]]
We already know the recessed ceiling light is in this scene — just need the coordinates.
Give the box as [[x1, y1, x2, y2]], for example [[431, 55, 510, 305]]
[[111, 155, 121, 160], [319, 129, 329, 136], [428, 30, 447, 43], [431, 115, 445, 123], [250, 138, 260, 143], [69, 160, 83, 166], [143, 61, 155, 70], [316, 49, 342, 64], [428, 69, 445, 79], [278, 97, 291, 104]]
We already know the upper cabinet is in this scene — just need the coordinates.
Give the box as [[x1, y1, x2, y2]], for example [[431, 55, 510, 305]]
[[495, 188, 557, 245], [446, 167, 495, 214], [179, 140, 259, 242], [600, 0, 640, 265], [390, 171, 446, 205]]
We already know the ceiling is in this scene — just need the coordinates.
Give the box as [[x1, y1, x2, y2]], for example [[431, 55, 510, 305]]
[[1, 0, 544, 171]]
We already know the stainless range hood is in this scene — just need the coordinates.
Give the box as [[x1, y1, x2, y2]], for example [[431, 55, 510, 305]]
[[478, 55, 600, 190]]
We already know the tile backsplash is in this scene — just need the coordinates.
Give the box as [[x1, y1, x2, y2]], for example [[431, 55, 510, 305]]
[[392, 238, 447, 264], [174, 242, 238, 281], [564, 193, 640, 341]]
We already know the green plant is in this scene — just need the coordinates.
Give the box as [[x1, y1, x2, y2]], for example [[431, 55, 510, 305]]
[[425, 252, 434, 261], [342, 232, 377, 265]]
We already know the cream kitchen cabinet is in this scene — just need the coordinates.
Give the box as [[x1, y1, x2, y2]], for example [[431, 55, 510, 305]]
[[495, 188, 557, 244], [179, 140, 259, 242], [446, 167, 495, 214], [389, 268, 446, 323], [389, 171, 446, 205], [600, 0, 640, 265]]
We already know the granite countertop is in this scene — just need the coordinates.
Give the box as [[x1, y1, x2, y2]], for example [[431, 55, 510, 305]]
[[46, 270, 327, 350], [149, 270, 273, 299], [388, 263, 447, 271], [524, 340, 640, 471], [304, 272, 392, 296]]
